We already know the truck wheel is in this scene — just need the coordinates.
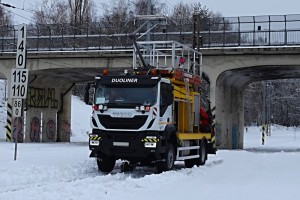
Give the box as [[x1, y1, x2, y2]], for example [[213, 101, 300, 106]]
[[184, 140, 207, 168], [97, 156, 116, 173], [156, 143, 175, 173], [199, 139, 207, 166]]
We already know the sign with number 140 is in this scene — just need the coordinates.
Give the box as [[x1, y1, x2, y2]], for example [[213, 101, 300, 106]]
[[16, 24, 26, 69]]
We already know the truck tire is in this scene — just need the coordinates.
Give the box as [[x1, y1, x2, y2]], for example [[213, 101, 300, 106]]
[[97, 156, 116, 173], [199, 139, 207, 166], [156, 143, 175, 173], [184, 139, 207, 168]]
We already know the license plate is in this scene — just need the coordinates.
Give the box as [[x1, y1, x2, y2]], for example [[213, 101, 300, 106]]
[[90, 141, 100, 146], [113, 142, 129, 147], [144, 142, 157, 148]]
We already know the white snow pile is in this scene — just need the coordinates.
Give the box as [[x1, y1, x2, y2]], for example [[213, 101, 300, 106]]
[[0, 96, 300, 200]]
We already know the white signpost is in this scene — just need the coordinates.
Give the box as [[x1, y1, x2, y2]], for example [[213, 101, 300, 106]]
[[9, 24, 28, 161]]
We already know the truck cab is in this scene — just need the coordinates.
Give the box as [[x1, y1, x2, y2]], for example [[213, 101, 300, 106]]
[[86, 73, 176, 172]]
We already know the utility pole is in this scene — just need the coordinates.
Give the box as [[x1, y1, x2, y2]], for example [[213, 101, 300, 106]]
[[145, 0, 152, 66], [261, 81, 266, 145]]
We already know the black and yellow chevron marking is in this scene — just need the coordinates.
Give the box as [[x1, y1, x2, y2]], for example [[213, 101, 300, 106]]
[[141, 138, 160, 143], [89, 135, 102, 141], [211, 106, 216, 112], [6, 103, 12, 142], [211, 105, 216, 148], [211, 136, 216, 143], [262, 124, 265, 145], [212, 134, 216, 148]]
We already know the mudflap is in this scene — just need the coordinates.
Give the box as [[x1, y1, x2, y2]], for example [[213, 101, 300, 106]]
[[206, 142, 217, 154], [90, 151, 97, 158]]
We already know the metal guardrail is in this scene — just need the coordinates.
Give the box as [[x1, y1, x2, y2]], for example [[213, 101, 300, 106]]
[[1, 14, 300, 52]]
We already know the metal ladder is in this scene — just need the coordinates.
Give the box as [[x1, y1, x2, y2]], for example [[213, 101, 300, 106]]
[[175, 76, 201, 161]]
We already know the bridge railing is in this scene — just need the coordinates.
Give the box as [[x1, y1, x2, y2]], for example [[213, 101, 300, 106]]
[[1, 14, 300, 52]]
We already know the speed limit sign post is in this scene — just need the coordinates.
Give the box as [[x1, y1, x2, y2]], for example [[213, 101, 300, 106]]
[[9, 24, 28, 161], [10, 24, 28, 99]]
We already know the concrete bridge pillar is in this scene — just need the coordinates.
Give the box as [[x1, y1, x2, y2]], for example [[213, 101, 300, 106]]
[[214, 77, 245, 149], [42, 108, 57, 142], [57, 89, 72, 142], [25, 107, 42, 142], [25, 77, 74, 143]]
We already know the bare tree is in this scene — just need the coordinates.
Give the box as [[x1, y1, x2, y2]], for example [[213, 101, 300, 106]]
[[100, 0, 133, 34], [168, 2, 193, 33], [0, 4, 13, 36], [32, 0, 69, 25], [32, 0, 96, 33], [244, 79, 300, 127], [68, 0, 96, 34], [132, 0, 167, 15]]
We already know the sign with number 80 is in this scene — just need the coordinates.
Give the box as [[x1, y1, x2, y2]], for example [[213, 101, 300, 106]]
[[12, 99, 22, 117]]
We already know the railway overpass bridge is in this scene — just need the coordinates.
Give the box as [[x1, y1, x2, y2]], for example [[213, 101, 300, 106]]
[[1, 46, 300, 149], [1, 14, 300, 149]]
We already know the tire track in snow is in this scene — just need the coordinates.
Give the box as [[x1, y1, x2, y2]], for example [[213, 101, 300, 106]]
[[0, 158, 224, 196]]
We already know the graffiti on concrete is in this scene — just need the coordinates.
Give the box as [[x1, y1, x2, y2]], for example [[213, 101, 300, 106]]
[[61, 120, 71, 141], [27, 87, 58, 108], [30, 117, 40, 142], [12, 117, 23, 143], [46, 119, 56, 141]]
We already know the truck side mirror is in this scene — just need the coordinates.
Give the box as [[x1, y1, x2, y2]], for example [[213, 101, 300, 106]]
[[84, 83, 93, 105]]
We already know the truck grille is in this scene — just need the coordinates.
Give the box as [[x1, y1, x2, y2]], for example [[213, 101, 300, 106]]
[[98, 115, 148, 129]]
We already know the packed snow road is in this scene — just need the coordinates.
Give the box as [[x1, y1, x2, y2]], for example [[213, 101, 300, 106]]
[[1, 127, 300, 200], [1, 97, 300, 200], [0, 142, 224, 200]]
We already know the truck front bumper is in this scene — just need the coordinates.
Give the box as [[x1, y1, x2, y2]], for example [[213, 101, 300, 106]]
[[89, 129, 166, 161]]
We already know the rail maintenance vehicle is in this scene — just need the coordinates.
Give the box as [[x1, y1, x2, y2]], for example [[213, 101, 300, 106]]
[[84, 41, 216, 173]]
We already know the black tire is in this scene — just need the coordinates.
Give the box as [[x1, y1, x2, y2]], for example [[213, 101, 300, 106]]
[[199, 139, 207, 166], [97, 156, 116, 173], [156, 143, 175, 173], [120, 162, 130, 173], [184, 139, 207, 168]]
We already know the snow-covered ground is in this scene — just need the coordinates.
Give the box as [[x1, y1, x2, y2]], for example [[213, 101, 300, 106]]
[[0, 96, 300, 200]]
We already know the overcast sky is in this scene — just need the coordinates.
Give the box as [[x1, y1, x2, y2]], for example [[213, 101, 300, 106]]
[[2, 0, 300, 24]]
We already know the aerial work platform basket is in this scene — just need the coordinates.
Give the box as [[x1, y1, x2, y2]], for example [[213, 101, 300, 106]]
[[132, 40, 202, 77], [132, 40, 202, 91]]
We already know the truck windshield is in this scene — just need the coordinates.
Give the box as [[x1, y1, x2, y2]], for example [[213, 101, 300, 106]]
[[94, 85, 158, 107]]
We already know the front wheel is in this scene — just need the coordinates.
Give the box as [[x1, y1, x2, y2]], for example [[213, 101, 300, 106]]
[[97, 156, 116, 173], [156, 143, 175, 173]]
